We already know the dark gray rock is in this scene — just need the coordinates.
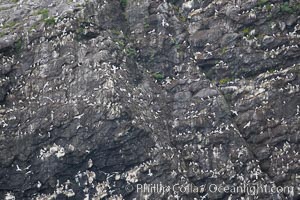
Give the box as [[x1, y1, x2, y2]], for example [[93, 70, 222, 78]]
[[0, 0, 299, 199]]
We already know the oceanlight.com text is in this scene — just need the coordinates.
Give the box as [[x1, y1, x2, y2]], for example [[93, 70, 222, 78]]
[[132, 182, 297, 196]]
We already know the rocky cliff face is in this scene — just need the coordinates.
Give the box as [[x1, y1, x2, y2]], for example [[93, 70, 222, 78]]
[[0, 0, 299, 199]]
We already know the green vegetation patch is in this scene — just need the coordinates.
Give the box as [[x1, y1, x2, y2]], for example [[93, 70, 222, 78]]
[[257, 0, 268, 7], [280, 2, 294, 14], [3, 21, 17, 29], [111, 29, 121, 35], [144, 22, 150, 29], [0, 32, 6, 37], [116, 40, 125, 48], [120, 0, 127, 10], [44, 17, 56, 26], [169, 0, 181, 4], [36, 9, 49, 19], [242, 27, 251, 36], [152, 72, 164, 81], [29, 23, 38, 32], [221, 47, 227, 55], [125, 47, 136, 57], [265, 3, 272, 12], [35, 9, 56, 26], [75, 27, 85, 40], [219, 77, 233, 85], [268, 68, 276, 73], [14, 39, 23, 54]]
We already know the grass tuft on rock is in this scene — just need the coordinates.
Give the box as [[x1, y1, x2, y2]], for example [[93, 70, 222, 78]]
[[152, 72, 164, 81]]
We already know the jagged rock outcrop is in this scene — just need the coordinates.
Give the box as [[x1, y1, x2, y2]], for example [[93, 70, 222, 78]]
[[0, 0, 299, 199]]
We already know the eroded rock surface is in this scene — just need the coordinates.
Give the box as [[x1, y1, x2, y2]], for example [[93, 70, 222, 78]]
[[0, 0, 299, 199]]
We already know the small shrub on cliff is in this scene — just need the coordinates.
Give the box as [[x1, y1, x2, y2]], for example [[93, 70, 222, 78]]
[[169, 0, 181, 4], [75, 27, 86, 40], [116, 40, 125, 48], [44, 17, 56, 26], [144, 22, 150, 29], [268, 68, 276, 73], [152, 72, 164, 81], [280, 3, 293, 13], [242, 27, 251, 36], [265, 3, 272, 12], [3, 21, 17, 29], [219, 78, 232, 85], [36, 9, 49, 19], [279, 2, 300, 14], [257, 0, 268, 7], [120, 0, 127, 10], [221, 47, 227, 55], [125, 47, 136, 57], [111, 29, 121, 35], [14, 39, 23, 54]]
